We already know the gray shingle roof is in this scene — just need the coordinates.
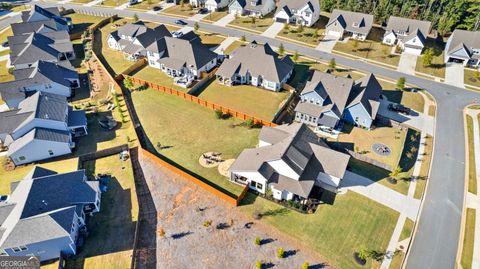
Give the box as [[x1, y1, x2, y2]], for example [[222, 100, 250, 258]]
[[0, 110, 32, 135], [275, 0, 315, 16], [217, 42, 294, 83], [348, 73, 382, 119], [11, 20, 58, 35], [385, 16, 431, 40], [21, 5, 68, 28], [327, 9, 373, 35], [244, 0, 275, 12], [446, 29, 480, 57], [230, 123, 350, 196]]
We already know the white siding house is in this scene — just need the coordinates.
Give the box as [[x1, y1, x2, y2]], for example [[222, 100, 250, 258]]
[[274, 0, 320, 27]]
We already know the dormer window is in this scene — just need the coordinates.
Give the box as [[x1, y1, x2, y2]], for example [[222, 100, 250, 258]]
[[250, 0, 259, 6], [352, 22, 359, 27]]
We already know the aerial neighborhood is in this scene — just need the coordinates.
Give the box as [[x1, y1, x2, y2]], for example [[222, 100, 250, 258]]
[[0, 0, 478, 268]]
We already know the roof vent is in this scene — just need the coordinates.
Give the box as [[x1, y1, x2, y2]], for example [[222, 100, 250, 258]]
[[45, 114, 49, 119]]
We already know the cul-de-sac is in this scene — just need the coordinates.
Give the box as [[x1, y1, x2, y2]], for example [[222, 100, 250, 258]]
[[0, 0, 478, 268]]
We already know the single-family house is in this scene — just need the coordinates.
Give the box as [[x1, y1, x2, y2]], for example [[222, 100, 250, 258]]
[[21, 5, 72, 32], [0, 92, 87, 165], [0, 61, 79, 108], [11, 20, 59, 36], [325, 9, 373, 41], [8, 31, 75, 70], [229, 123, 350, 200], [294, 71, 382, 130], [444, 29, 480, 67], [216, 41, 294, 91], [229, 0, 276, 17], [107, 22, 172, 61], [274, 0, 320, 27], [205, 0, 230, 11], [383, 16, 431, 55], [146, 35, 218, 79], [0, 167, 101, 262], [191, 0, 206, 8]]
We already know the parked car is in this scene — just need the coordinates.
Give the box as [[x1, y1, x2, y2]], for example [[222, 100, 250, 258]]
[[1, 41, 8, 48], [197, 8, 208, 14], [0, 195, 9, 202], [153, 5, 162, 11], [175, 19, 187, 25], [166, 0, 174, 2], [388, 103, 411, 115], [172, 31, 184, 38]]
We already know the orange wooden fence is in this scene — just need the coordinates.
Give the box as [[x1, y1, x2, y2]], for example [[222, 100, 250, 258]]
[[122, 75, 277, 128], [139, 147, 248, 206]]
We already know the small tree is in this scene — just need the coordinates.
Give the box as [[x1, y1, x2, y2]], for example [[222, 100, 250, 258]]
[[251, 16, 256, 24], [328, 58, 336, 71], [180, 0, 184, 8], [214, 109, 223, 119], [245, 118, 254, 128], [123, 76, 134, 89], [301, 262, 309, 269], [283, 22, 289, 31], [422, 48, 434, 66], [277, 248, 285, 258], [396, 77, 406, 90], [353, 39, 359, 50], [278, 43, 285, 56], [194, 22, 200, 32], [297, 23, 304, 33], [357, 246, 370, 261], [389, 166, 402, 180], [240, 35, 246, 42], [203, 220, 212, 227], [188, 3, 193, 10], [256, 261, 263, 269], [133, 13, 139, 22], [312, 29, 318, 40], [109, 17, 114, 24], [292, 50, 299, 62], [255, 236, 261, 245]]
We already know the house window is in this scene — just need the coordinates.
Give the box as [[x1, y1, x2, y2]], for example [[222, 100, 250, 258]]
[[18, 156, 26, 161], [256, 183, 263, 190], [48, 150, 54, 156], [12, 246, 27, 252], [0, 250, 7, 256], [386, 39, 391, 43]]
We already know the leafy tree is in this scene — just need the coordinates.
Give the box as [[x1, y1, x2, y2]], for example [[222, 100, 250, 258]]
[[179, 0, 184, 8], [277, 248, 285, 258], [301, 262, 309, 269], [240, 35, 246, 42], [278, 43, 285, 55], [328, 58, 336, 71], [389, 166, 402, 180], [214, 109, 223, 119], [312, 29, 319, 40], [255, 236, 261, 245], [194, 22, 199, 31], [422, 48, 434, 66], [133, 13, 139, 22], [292, 50, 299, 62], [123, 77, 134, 89], [297, 23, 304, 33], [256, 261, 263, 269], [396, 77, 406, 90]]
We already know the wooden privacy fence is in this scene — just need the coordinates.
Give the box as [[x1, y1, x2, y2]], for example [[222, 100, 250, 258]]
[[123, 75, 277, 127], [139, 147, 248, 206]]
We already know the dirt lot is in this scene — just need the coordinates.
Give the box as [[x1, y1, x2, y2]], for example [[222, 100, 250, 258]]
[[138, 154, 329, 269]]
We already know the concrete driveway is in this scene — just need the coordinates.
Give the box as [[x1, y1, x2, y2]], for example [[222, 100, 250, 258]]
[[445, 62, 465, 88], [213, 36, 239, 54], [213, 13, 235, 27], [190, 12, 209, 22], [398, 53, 417, 75], [261, 22, 283, 38], [377, 99, 435, 135], [315, 35, 338, 53]]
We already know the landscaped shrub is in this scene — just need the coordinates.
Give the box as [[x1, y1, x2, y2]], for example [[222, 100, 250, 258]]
[[245, 118, 254, 128], [256, 261, 262, 269], [277, 247, 285, 258], [203, 220, 212, 227], [158, 228, 165, 237], [302, 262, 309, 269], [214, 109, 223, 119], [255, 236, 261, 246]]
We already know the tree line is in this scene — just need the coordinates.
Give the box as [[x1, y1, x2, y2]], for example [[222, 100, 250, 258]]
[[321, 0, 480, 36]]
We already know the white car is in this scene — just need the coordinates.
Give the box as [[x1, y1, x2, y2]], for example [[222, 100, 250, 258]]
[[172, 31, 184, 38]]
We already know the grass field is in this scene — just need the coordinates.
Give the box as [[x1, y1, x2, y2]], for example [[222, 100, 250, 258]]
[[467, 115, 477, 194], [198, 79, 290, 120], [223, 40, 245, 55], [400, 218, 414, 241], [130, 65, 189, 92], [334, 40, 400, 67], [0, 60, 13, 82], [461, 208, 476, 269], [229, 15, 274, 33], [128, 0, 161, 10], [0, 26, 12, 45], [465, 68, 480, 88], [131, 88, 260, 197], [414, 135, 433, 199], [0, 157, 79, 195], [65, 155, 138, 269], [415, 39, 446, 78], [67, 13, 105, 34], [390, 251, 405, 269], [278, 25, 321, 46], [162, 4, 197, 17], [240, 191, 399, 269], [71, 0, 95, 4], [96, 0, 128, 7], [201, 11, 228, 22]]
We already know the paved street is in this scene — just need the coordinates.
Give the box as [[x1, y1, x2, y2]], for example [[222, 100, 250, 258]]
[[398, 53, 417, 75], [7, 4, 480, 268]]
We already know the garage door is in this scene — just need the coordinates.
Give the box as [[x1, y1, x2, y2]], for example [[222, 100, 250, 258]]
[[403, 46, 422, 55], [275, 18, 287, 23], [327, 30, 342, 37]]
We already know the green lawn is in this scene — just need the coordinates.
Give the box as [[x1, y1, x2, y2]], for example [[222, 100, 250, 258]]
[[461, 208, 476, 269], [240, 191, 399, 269], [228, 15, 274, 34], [197, 32, 226, 47], [399, 218, 414, 241], [198, 79, 290, 120], [467, 115, 477, 194], [223, 40, 246, 55], [0, 157, 79, 195], [390, 251, 405, 269], [277, 25, 322, 46], [65, 155, 138, 269], [67, 13, 106, 35], [0, 60, 13, 83], [414, 135, 433, 199], [162, 5, 197, 17], [128, 0, 161, 10], [96, 18, 137, 75], [334, 40, 400, 67], [0, 26, 12, 45], [201, 11, 228, 22], [96, 0, 128, 7], [131, 88, 260, 197], [71, 0, 95, 4], [465, 68, 480, 88], [382, 90, 425, 112], [415, 39, 446, 78], [130, 65, 189, 92]]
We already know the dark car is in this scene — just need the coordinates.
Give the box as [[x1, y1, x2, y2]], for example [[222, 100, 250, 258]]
[[388, 103, 411, 115], [166, 0, 174, 2], [1, 41, 8, 48], [175, 19, 187, 25], [197, 8, 208, 14], [153, 6, 162, 11]]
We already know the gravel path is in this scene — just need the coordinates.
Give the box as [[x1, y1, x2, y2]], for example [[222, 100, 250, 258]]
[[138, 153, 330, 269]]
